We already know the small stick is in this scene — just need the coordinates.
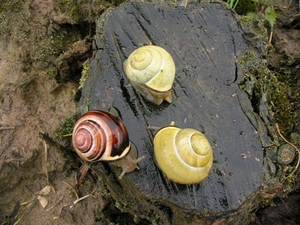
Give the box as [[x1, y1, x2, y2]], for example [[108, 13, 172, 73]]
[[69, 188, 96, 208], [0, 126, 15, 130], [43, 140, 49, 184], [14, 198, 38, 225], [64, 179, 96, 208], [70, 190, 96, 208], [46, 196, 64, 212], [268, 28, 273, 47], [63, 181, 79, 200]]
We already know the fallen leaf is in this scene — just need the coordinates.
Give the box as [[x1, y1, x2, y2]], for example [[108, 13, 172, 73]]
[[37, 185, 51, 196], [38, 196, 48, 208]]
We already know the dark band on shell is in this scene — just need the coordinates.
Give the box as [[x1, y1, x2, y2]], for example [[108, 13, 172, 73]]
[[72, 111, 131, 162]]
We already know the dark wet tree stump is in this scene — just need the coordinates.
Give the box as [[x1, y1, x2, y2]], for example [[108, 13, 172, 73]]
[[78, 1, 275, 224]]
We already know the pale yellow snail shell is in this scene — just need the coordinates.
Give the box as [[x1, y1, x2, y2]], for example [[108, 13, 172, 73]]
[[123, 46, 176, 105], [153, 126, 213, 184]]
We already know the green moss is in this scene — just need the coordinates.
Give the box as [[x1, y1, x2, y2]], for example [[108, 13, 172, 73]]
[[47, 68, 59, 79], [0, 0, 29, 36], [273, 66, 300, 137], [53, 0, 112, 24], [277, 64, 300, 108], [54, 115, 78, 139], [238, 48, 298, 197], [31, 27, 74, 63], [268, 78, 293, 135], [0, 0, 23, 14], [79, 59, 91, 89], [239, 49, 258, 64], [70, 5, 81, 22], [254, 68, 292, 134], [238, 48, 294, 136], [237, 11, 295, 137]]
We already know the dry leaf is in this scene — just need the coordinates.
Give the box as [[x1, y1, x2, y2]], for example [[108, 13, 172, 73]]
[[38, 195, 48, 208], [37, 185, 51, 196]]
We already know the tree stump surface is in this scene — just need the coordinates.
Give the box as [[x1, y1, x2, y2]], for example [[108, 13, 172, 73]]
[[79, 1, 269, 223]]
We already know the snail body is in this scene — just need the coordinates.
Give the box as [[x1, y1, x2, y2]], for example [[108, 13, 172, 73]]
[[72, 110, 145, 179], [153, 125, 213, 184], [123, 45, 176, 105]]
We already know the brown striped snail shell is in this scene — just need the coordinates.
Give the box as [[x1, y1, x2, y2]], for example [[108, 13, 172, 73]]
[[153, 124, 213, 184], [123, 45, 176, 105], [72, 110, 145, 179]]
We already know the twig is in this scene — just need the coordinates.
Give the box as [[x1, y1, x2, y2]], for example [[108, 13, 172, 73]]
[[63, 181, 79, 199], [52, 204, 70, 221], [72, 189, 96, 208], [43, 140, 49, 184], [268, 28, 273, 47], [276, 123, 300, 178], [0, 126, 15, 130], [280, 198, 292, 214], [70, 190, 96, 208], [38, 132, 79, 168], [46, 196, 64, 212], [39, 128, 56, 193], [13, 198, 38, 225], [63, 179, 96, 208], [76, 162, 91, 188]]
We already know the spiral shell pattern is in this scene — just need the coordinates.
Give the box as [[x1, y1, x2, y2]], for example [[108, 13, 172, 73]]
[[123, 46, 175, 105], [153, 126, 213, 184], [72, 111, 130, 162]]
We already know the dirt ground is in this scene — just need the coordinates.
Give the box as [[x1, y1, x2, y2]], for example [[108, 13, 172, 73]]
[[0, 0, 299, 224]]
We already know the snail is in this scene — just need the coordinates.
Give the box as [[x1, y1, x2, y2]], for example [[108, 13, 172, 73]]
[[277, 144, 296, 165], [153, 123, 213, 184], [123, 45, 176, 105], [72, 110, 145, 179]]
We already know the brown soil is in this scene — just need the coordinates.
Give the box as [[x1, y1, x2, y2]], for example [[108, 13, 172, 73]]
[[0, 0, 299, 224]]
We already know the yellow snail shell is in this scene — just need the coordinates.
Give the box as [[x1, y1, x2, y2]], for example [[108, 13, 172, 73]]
[[153, 126, 213, 184], [123, 45, 176, 105], [72, 110, 145, 179]]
